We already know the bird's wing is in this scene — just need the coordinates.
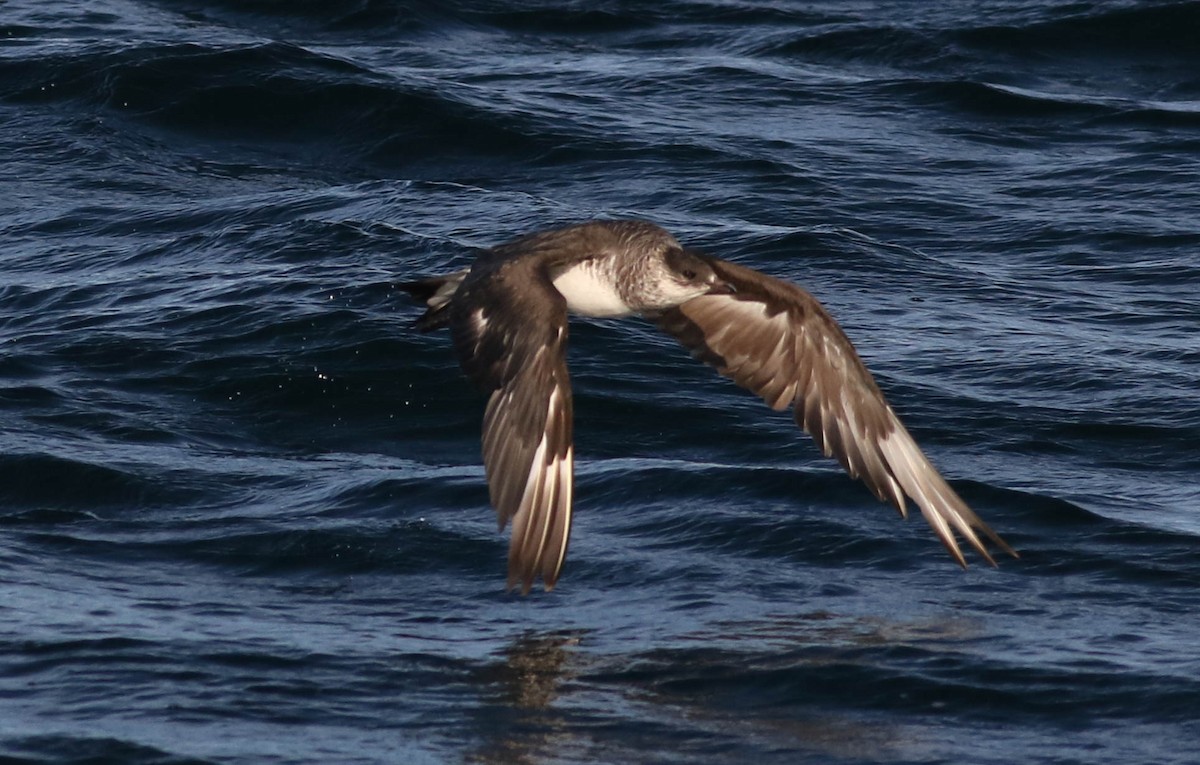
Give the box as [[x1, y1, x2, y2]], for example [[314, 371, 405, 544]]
[[654, 256, 1015, 566], [450, 259, 574, 593]]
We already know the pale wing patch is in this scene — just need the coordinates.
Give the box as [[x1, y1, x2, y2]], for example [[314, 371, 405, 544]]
[[501, 372, 575, 594], [875, 417, 1017, 565], [543, 443, 573, 585], [472, 307, 489, 334]]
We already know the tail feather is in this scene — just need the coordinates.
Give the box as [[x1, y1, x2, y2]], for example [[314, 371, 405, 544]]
[[398, 268, 469, 331]]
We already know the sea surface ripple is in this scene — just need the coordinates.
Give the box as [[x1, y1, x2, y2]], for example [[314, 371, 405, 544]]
[[1, 1, 1198, 763]]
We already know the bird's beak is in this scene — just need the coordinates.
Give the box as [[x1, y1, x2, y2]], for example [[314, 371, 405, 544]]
[[708, 279, 736, 295]]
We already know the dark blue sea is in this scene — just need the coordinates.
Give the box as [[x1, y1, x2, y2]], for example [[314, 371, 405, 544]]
[[3, 1, 1199, 763]]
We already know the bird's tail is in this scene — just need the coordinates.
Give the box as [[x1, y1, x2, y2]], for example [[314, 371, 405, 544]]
[[397, 268, 469, 331]]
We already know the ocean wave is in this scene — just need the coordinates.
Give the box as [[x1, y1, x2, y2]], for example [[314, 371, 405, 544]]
[[752, 2, 1200, 66], [958, 1, 1200, 59], [0, 734, 203, 765], [0, 452, 191, 509], [0, 40, 561, 175], [167, 520, 498, 577], [3, 510, 498, 579]]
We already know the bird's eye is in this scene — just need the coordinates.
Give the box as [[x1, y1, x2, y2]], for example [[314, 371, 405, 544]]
[[681, 269, 697, 280]]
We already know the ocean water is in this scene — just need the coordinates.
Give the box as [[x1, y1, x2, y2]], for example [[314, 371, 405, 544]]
[[2, 1, 1199, 763]]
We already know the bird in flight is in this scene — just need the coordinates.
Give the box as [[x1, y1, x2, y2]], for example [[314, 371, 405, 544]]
[[401, 220, 1016, 593]]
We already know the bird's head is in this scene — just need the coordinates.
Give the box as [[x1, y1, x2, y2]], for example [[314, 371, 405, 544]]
[[628, 244, 732, 311]]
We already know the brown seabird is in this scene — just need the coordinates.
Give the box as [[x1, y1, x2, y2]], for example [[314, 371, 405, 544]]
[[401, 220, 1016, 593]]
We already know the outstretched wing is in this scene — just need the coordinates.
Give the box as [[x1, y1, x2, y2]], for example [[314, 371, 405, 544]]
[[654, 256, 1015, 566], [450, 258, 574, 593]]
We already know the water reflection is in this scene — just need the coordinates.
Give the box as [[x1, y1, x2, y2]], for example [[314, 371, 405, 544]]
[[466, 630, 585, 764], [461, 610, 986, 763]]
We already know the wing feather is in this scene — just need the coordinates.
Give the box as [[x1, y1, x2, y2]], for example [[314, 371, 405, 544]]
[[451, 260, 575, 593], [655, 256, 1016, 566]]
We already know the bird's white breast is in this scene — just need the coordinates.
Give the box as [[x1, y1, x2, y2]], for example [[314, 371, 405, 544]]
[[551, 262, 633, 318]]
